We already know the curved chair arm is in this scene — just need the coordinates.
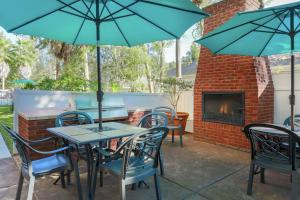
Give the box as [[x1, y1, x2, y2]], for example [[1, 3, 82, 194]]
[[26, 145, 72, 155], [93, 134, 135, 159], [25, 136, 58, 146]]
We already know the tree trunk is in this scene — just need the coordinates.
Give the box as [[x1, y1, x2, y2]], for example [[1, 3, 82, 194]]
[[84, 51, 90, 81], [2, 77, 5, 90], [176, 39, 182, 78], [55, 59, 60, 80], [144, 62, 152, 93], [159, 42, 165, 82]]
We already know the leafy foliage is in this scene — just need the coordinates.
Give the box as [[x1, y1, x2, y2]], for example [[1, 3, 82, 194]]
[[160, 77, 193, 111], [0, 106, 13, 152]]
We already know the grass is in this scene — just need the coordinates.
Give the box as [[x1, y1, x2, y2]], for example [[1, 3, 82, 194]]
[[0, 106, 13, 152]]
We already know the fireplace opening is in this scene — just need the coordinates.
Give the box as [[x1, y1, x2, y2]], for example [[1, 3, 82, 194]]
[[202, 92, 245, 125]]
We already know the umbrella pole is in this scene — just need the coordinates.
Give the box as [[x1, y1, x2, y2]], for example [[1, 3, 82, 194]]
[[290, 9, 295, 131], [96, 0, 103, 131], [291, 54, 295, 131]]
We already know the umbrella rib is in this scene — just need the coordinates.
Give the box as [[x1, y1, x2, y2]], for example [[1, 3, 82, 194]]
[[272, 10, 290, 32], [200, 10, 286, 41], [80, 0, 96, 19], [101, 0, 131, 46], [99, 0, 108, 18], [111, 0, 178, 38], [258, 11, 290, 56], [214, 11, 286, 54], [102, 14, 136, 22], [9, 0, 81, 32], [56, 0, 94, 21], [139, 0, 208, 16], [249, 22, 288, 34], [294, 9, 300, 32], [254, 30, 287, 34], [73, 0, 95, 45], [100, 1, 139, 21], [59, 10, 94, 21]]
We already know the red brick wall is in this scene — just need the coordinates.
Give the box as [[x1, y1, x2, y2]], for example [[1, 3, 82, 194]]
[[19, 115, 57, 160], [194, 0, 274, 150]]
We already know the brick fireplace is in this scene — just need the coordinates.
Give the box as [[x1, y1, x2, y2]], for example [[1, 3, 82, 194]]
[[194, 0, 274, 150]]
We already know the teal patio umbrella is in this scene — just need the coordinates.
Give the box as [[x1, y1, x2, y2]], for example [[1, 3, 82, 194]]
[[196, 1, 300, 130], [0, 0, 208, 130], [13, 79, 35, 85]]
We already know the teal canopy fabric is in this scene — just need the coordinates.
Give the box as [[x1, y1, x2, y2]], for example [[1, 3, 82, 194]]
[[13, 79, 35, 85], [0, 0, 208, 130], [0, 0, 208, 46], [196, 1, 300, 56]]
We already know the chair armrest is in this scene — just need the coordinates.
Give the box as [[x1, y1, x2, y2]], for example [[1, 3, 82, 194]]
[[27, 145, 71, 155], [27, 137, 57, 146]]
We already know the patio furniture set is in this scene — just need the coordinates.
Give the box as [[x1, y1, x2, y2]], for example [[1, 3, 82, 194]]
[[1, 106, 184, 200], [2, 0, 300, 200]]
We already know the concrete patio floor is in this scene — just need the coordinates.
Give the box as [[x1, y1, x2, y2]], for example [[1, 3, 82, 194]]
[[0, 134, 297, 200]]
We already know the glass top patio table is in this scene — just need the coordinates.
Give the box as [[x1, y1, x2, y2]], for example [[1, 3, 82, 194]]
[[47, 122, 146, 145], [250, 126, 300, 137]]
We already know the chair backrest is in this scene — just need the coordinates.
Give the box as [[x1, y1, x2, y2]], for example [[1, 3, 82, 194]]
[[244, 123, 298, 170], [283, 115, 300, 127], [1, 124, 31, 169], [137, 112, 168, 129], [153, 106, 176, 123], [116, 127, 169, 180], [56, 111, 94, 127]]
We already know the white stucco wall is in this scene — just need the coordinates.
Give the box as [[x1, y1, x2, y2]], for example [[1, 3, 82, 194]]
[[13, 89, 170, 131], [272, 68, 300, 124]]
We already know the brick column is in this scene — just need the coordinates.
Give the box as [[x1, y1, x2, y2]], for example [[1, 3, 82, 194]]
[[194, 0, 274, 150]]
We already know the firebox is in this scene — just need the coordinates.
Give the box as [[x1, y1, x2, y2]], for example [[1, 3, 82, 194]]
[[202, 92, 245, 126]]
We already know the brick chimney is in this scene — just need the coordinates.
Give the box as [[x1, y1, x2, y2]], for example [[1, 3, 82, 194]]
[[194, 0, 274, 150]]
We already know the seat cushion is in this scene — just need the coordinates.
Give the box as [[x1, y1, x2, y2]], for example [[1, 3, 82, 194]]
[[31, 154, 70, 177], [100, 158, 156, 183]]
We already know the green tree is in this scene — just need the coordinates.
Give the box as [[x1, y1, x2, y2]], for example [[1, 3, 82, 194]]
[[6, 37, 37, 85]]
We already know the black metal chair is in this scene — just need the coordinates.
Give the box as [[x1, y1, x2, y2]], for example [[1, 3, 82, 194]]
[[1, 124, 73, 200], [244, 123, 300, 200], [153, 106, 184, 147], [55, 111, 94, 186], [284, 114, 300, 128], [91, 127, 169, 200], [137, 112, 168, 176]]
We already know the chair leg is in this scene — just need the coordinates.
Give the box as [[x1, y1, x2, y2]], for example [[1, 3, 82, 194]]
[[179, 127, 183, 147], [27, 176, 35, 200], [74, 159, 83, 200], [67, 171, 71, 185], [91, 157, 99, 200], [60, 171, 66, 188], [131, 183, 136, 190], [247, 161, 255, 195], [121, 180, 126, 200], [158, 151, 164, 176], [100, 170, 103, 187], [171, 130, 175, 143], [291, 170, 298, 200], [260, 168, 265, 184], [154, 173, 162, 200], [16, 170, 24, 200]]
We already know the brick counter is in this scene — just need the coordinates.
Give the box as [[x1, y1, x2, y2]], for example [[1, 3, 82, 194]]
[[18, 109, 150, 160]]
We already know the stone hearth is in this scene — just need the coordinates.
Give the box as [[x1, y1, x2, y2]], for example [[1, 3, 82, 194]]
[[194, 0, 274, 150]]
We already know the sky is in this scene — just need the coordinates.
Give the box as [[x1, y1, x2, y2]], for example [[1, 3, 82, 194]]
[[0, 0, 299, 63]]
